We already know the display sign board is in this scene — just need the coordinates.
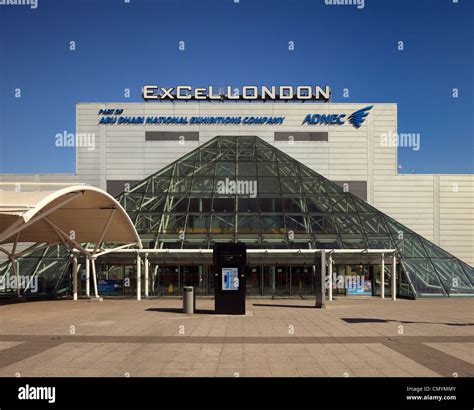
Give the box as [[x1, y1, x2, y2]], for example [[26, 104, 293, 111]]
[[222, 268, 239, 291]]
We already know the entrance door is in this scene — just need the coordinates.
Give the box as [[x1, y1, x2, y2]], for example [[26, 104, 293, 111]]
[[372, 263, 392, 297], [158, 266, 180, 296], [182, 266, 207, 295], [290, 266, 313, 296], [263, 266, 289, 296], [246, 266, 262, 295]]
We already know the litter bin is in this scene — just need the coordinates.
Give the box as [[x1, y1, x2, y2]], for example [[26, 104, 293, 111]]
[[183, 286, 194, 314]]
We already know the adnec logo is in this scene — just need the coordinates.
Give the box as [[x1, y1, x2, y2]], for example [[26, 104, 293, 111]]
[[302, 105, 373, 129]]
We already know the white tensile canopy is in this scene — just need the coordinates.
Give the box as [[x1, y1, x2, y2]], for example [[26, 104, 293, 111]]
[[0, 185, 142, 299]]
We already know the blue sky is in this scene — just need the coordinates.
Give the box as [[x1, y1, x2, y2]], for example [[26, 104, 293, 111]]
[[0, 0, 472, 174]]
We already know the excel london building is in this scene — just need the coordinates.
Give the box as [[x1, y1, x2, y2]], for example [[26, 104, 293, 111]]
[[1, 87, 473, 299]]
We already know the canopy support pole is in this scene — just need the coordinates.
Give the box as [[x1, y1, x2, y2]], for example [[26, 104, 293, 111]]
[[85, 256, 90, 298], [144, 253, 149, 298], [381, 253, 385, 299], [391, 254, 397, 301], [91, 256, 99, 298], [72, 253, 78, 301], [136, 253, 141, 301], [328, 253, 333, 301]]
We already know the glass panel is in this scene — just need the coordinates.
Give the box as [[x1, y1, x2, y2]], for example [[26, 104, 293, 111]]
[[393, 234, 427, 258], [359, 213, 388, 234], [278, 162, 300, 177], [261, 215, 285, 234], [314, 235, 332, 247], [258, 177, 280, 194], [325, 181, 344, 194], [334, 214, 362, 234], [215, 162, 236, 177], [237, 214, 261, 234], [160, 214, 186, 234], [263, 266, 289, 295], [280, 177, 302, 194], [182, 266, 207, 295], [246, 266, 262, 295], [291, 266, 313, 295], [340, 235, 368, 249], [238, 197, 260, 212], [306, 194, 331, 212], [260, 197, 283, 212], [367, 235, 394, 249], [385, 215, 413, 234], [170, 177, 191, 194], [185, 214, 211, 234], [431, 258, 473, 294], [191, 177, 214, 193], [237, 162, 257, 176], [310, 214, 336, 234], [284, 215, 309, 234], [136, 213, 160, 234], [193, 162, 215, 177], [353, 196, 376, 213], [460, 261, 474, 285], [330, 195, 356, 212], [198, 147, 217, 162], [419, 237, 452, 258], [175, 162, 196, 177], [302, 178, 326, 193], [282, 196, 305, 213], [212, 197, 235, 212], [257, 162, 278, 176], [402, 259, 445, 295], [210, 214, 235, 234], [158, 266, 180, 296], [188, 197, 212, 212], [165, 196, 188, 212]]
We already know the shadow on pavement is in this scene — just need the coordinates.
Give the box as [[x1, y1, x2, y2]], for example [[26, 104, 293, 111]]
[[145, 307, 215, 315], [252, 303, 315, 309], [341, 318, 474, 326]]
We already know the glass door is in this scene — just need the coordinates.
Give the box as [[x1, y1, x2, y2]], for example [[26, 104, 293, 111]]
[[246, 266, 262, 295], [158, 266, 180, 296], [263, 266, 289, 296], [290, 266, 313, 296], [182, 265, 207, 295]]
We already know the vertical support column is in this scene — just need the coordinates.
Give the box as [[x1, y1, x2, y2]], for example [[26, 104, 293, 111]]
[[380, 252, 385, 299], [11, 258, 20, 297], [316, 250, 326, 308], [85, 256, 90, 298], [391, 254, 396, 301], [144, 253, 149, 298], [271, 266, 276, 296], [328, 253, 333, 301], [91, 256, 99, 298], [136, 253, 142, 301], [72, 253, 78, 301]]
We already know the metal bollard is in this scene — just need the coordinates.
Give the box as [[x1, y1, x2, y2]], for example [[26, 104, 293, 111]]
[[183, 286, 194, 314]]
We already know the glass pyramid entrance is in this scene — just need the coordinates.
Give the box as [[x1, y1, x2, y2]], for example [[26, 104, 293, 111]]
[[1, 135, 473, 298], [117, 135, 473, 298]]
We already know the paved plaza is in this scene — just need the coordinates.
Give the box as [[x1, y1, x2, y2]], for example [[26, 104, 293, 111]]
[[0, 297, 472, 377]]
